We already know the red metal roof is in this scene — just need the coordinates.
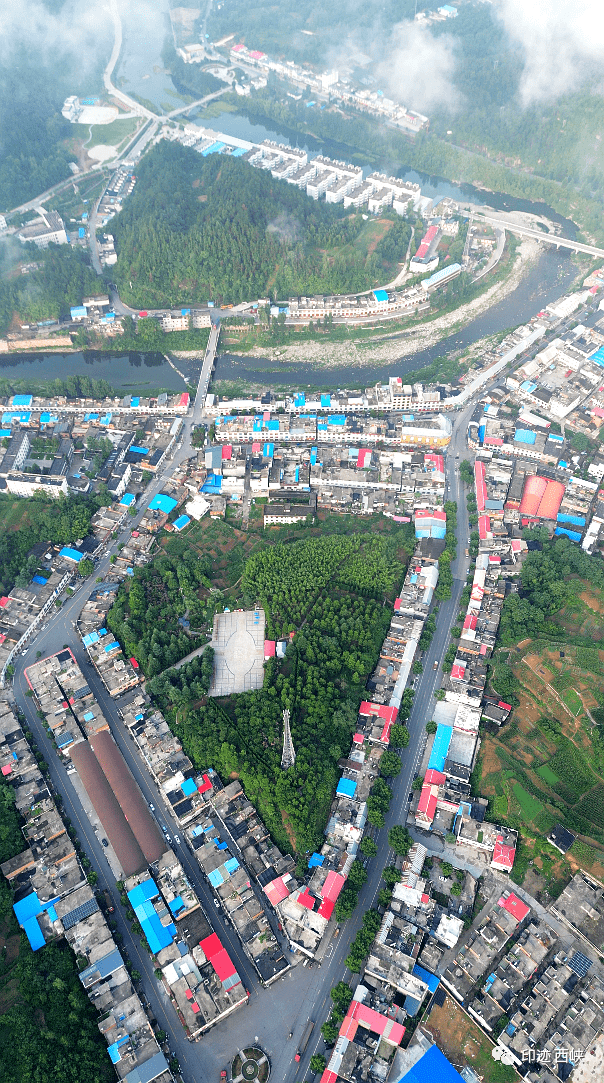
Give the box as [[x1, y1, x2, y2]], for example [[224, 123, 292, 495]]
[[478, 514, 490, 540], [263, 875, 292, 906], [359, 702, 397, 722], [317, 898, 334, 920], [319, 1070, 339, 1083], [185, 989, 193, 1000], [537, 479, 565, 520], [417, 785, 437, 819], [498, 701, 512, 711], [356, 448, 372, 468], [492, 836, 516, 870], [222, 444, 232, 459], [425, 768, 445, 785], [519, 474, 547, 516], [340, 999, 405, 1045], [0, 597, 7, 608], [352, 733, 365, 744], [179, 392, 190, 407], [198, 773, 212, 794], [451, 663, 466, 680], [199, 932, 238, 981], [130, 657, 139, 668], [463, 614, 477, 630], [321, 871, 346, 904], [474, 461, 487, 512], [297, 888, 315, 910], [264, 640, 276, 658], [499, 892, 529, 920]]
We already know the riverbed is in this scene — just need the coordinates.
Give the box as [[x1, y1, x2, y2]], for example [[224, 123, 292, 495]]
[[211, 242, 577, 388]]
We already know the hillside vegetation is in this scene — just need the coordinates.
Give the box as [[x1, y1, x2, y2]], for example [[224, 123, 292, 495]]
[[474, 539, 604, 895], [146, 532, 412, 855], [111, 141, 410, 306]]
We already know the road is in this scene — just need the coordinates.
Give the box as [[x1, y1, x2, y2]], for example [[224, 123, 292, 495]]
[[6, 372, 478, 1083], [473, 211, 604, 258]]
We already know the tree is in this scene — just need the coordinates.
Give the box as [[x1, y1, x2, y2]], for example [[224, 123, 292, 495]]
[[412, 775, 424, 789], [382, 865, 402, 886], [78, 558, 94, 577], [441, 862, 453, 877], [451, 883, 462, 896], [347, 860, 368, 891], [388, 825, 412, 856], [425, 720, 437, 734], [321, 1019, 339, 1045], [366, 805, 386, 828], [378, 888, 392, 908], [379, 750, 401, 778], [390, 724, 410, 748], [360, 836, 378, 858], [335, 888, 359, 921], [412, 660, 423, 674], [330, 982, 353, 1014], [310, 1055, 327, 1076]]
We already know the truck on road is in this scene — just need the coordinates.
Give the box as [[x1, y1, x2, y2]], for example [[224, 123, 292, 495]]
[[295, 1020, 315, 1061]]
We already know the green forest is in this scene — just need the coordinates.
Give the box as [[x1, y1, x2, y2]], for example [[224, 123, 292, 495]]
[[146, 533, 410, 855], [0, 786, 114, 1083], [110, 141, 411, 307], [106, 550, 216, 676], [204, 0, 604, 242], [0, 492, 105, 596], [498, 537, 604, 647], [0, 245, 101, 336]]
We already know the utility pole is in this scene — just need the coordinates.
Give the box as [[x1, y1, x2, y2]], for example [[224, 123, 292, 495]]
[[281, 708, 296, 770]]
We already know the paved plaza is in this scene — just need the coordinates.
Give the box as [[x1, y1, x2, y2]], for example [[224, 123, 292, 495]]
[[209, 609, 266, 696]]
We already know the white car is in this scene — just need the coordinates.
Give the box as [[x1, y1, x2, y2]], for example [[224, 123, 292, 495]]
[[174, 835, 181, 845], [213, 898, 220, 909]]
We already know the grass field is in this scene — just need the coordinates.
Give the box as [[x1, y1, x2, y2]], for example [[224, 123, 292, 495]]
[[536, 764, 559, 785], [562, 688, 584, 716], [424, 993, 518, 1082], [475, 616, 604, 897], [512, 783, 544, 820]]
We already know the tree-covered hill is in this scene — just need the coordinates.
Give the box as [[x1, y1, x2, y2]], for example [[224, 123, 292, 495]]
[[111, 141, 409, 306], [143, 532, 413, 855]]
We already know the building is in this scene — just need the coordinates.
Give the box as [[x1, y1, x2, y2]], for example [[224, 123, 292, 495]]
[[18, 210, 68, 248]]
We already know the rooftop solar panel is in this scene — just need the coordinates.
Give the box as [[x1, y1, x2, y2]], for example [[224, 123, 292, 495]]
[[62, 896, 99, 929], [569, 951, 592, 977]]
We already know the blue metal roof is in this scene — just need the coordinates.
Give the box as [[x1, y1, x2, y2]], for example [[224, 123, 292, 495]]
[[59, 546, 84, 562], [148, 494, 178, 514], [514, 429, 536, 445], [427, 724, 452, 772], [336, 777, 357, 798], [373, 289, 388, 302], [395, 1044, 464, 1083]]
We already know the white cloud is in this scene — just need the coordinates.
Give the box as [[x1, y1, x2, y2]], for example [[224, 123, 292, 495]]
[[375, 21, 459, 114], [495, 0, 604, 104]]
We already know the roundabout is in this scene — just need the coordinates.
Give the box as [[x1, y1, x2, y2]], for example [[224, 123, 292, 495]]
[[231, 1047, 270, 1083]]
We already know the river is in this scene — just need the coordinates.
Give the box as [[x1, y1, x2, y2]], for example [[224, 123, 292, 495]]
[[3, 245, 576, 393], [213, 245, 577, 389], [0, 351, 187, 393]]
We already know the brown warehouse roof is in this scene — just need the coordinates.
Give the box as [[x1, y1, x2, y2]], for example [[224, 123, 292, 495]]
[[89, 730, 167, 863], [71, 742, 146, 876]]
